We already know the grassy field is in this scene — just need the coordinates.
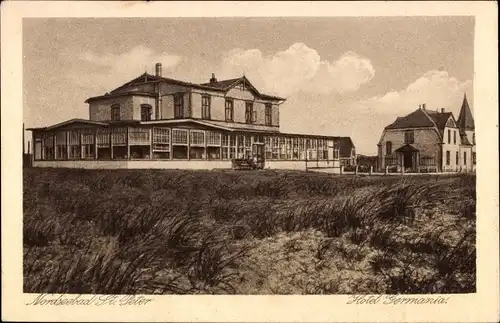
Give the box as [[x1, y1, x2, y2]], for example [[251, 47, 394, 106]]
[[23, 168, 476, 294]]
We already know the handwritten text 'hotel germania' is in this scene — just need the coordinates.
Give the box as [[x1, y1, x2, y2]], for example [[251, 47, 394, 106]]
[[347, 295, 451, 305]]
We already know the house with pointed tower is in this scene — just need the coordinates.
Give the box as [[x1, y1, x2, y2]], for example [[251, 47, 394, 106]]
[[28, 62, 349, 170], [377, 94, 475, 173]]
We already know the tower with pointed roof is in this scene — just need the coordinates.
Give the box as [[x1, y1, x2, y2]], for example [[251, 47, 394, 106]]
[[457, 93, 475, 146]]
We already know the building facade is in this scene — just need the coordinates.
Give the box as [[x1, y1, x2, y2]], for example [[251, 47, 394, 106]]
[[29, 63, 349, 171], [377, 94, 475, 173]]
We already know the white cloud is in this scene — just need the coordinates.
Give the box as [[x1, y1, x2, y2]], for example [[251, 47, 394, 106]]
[[279, 70, 472, 156], [221, 43, 374, 97], [73, 45, 182, 90], [360, 70, 472, 117]]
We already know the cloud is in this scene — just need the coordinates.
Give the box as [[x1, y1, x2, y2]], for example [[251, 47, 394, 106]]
[[71, 45, 182, 90], [359, 70, 472, 117], [279, 70, 472, 156], [221, 43, 374, 96]]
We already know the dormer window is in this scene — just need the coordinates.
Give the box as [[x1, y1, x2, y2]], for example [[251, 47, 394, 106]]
[[111, 104, 120, 121], [141, 104, 152, 121]]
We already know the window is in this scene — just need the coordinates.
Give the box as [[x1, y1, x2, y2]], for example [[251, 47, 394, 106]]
[[141, 104, 152, 121], [55, 131, 67, 160], [456, 151, 459, 165], [206, 131, 221, 160], [447, 129, 451, 144], [446, 150, 450, 166], [111, 104, 120, 121], [245, 102, 254, 124], [473, 133, 475, 145], [172, 128, 188, 159], [473, 152, 476, 165], [42, 133, 55, 160], [453, 131, 456, 144], [386, 141, 392, 155], [298, 138, 306, 160], [225, 99, 234, 121], [81, 129, 94, 159], [265, 104, 272, 126], [153, 128, 170, 159], [190, 130, 205, 146], [68, 130, 81, 160], [464, 152, 467, 165], [206, 131, 221, 146], [404, 130, 414, 144], [201, 95, 211, 120], [172, 129, 188, 145], [111, 128, 127, 159], [174, 94, 184, 118], [96, 129, 111, 159]]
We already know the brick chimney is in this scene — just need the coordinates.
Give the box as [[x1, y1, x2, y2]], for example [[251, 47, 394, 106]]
[[441, 108, 445, 113], [209, 73, 217, 83], [155, 63, 162, 77], [422, 103, 426, 110]]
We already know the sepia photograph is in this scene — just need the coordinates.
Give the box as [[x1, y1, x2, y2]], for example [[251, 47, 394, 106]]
[[22, 16, 477, 295], [2, 1, 499, 322]]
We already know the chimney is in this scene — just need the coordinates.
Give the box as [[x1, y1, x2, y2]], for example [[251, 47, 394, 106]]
[[441, 108, 445, 113], [209, 73, 217, 83], [422, 103, 426, 110], [155, 63, 162, 77]]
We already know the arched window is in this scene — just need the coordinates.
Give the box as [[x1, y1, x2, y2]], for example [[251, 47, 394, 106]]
[[141, 104, 152, 121]]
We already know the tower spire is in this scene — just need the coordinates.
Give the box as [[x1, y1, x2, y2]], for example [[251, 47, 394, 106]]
[[457, 92, 474, 131]]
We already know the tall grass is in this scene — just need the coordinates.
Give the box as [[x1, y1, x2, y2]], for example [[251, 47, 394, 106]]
[[23, 168, 476, 294]]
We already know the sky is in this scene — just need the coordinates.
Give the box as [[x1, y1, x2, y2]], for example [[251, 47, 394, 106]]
[[23, 17, 474, 155]]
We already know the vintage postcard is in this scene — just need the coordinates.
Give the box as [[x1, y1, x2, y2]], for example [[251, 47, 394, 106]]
[[1, 1, 499, 322]]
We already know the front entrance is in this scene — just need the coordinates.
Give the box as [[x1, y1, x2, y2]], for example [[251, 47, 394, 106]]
[[395, 144, 419, 172], [402, 150, 413, 169]]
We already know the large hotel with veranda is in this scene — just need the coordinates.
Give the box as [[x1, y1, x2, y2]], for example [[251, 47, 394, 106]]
[[28, 63, 355, 171]]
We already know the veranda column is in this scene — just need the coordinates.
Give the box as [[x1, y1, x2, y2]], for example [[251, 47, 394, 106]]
[[219, 132, 223, 160], [52, 132, 56, 160], [94, 129, 98, 159], [169, 128, 173, 160], [204, 130, 207, 160], [187, 129, 190, 160], [110, 128, 114, 159], [235, 135, 239, 159], [79, 130, 83, 159], [126, 127, 130, 159], [66, 131, 70, 160], [149, 128, 153, 159]]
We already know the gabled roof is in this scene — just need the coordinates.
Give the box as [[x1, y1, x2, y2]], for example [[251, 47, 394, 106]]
[[106, 73, 286, 102], [457, 93, 475, 130], [338, 137, 355, 157], [426, 110, 455, 130], [384, 108, 436, 130]]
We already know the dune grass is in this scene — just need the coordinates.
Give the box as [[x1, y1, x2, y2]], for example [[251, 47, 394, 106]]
[[23, 168, 476, 294]]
